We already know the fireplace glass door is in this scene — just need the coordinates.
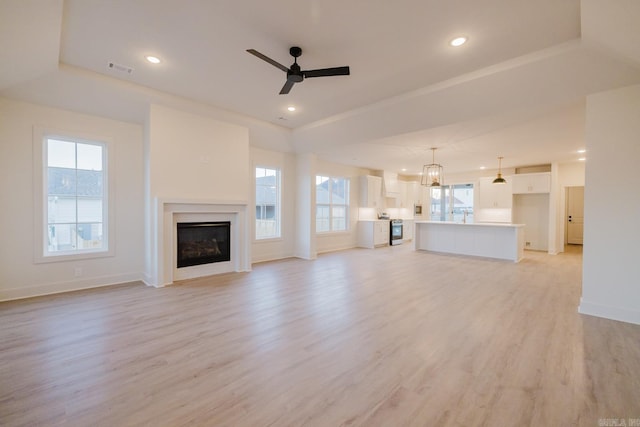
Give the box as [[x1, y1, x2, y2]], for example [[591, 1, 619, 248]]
[[177, 222, 231, 268]]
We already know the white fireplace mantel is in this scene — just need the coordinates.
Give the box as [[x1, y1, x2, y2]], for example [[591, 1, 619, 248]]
[[146, 198, 251, 287]]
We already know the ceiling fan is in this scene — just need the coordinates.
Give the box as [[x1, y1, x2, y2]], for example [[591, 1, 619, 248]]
[[246, 46, 350, 95]]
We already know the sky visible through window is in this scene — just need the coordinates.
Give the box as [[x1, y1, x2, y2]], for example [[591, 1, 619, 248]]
[[48, 139, 103, 171]]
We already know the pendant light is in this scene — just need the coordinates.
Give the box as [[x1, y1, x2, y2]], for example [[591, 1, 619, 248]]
[[421, 148, 444, 187], [493, 156, 507, 184]]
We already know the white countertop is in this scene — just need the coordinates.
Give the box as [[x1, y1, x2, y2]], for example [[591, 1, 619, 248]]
[[415, 221, 525, 228]]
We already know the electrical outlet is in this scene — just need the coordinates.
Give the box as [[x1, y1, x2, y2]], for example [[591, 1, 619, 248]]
[[74, 267, 83, 277], [525, 241, 531, 247]]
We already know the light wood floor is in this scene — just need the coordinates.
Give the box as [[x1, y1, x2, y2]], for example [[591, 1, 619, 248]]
[[1, 245, 639, 426]]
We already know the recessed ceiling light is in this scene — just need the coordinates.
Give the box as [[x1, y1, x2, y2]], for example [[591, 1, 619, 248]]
[[145, 55, 161, 64], [577, 149, 586, 153], [401, 168, 407, 172], [480, 166, 486, 170], [287, 106, 296, 112], [450, 37, 467, 47], [578, 157, 586, 161]]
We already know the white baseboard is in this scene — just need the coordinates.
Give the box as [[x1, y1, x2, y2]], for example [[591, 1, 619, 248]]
[[578, 298, 640, 325], [0, 273, 142, 302]]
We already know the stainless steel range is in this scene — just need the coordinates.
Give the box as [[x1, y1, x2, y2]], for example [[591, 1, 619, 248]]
[[390, 219, 403, 245]]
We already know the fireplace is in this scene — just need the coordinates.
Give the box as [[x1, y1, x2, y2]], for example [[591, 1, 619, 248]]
[[176, 221, 231, 268], [146, 199, 249, 287]]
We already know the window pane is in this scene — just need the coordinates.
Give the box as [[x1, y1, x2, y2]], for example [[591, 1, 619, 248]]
[[77, 223, 103, 249], [430, 187, 450, 221], [77, 169, 103, 197], [78, 198, 103, 222], [315, 176, 350, 233], [452, 184, 474, 223], [48, 196, 76, 223], [45, 137, 107, 256], [316, 205, 330, 232], [47, 139, 76, 168], [331, 178, 348, 203], [48, 223, 76, 252], [332, 205, 347, 231], [316, 176, 330, 204], [255, 167, 280, 239], [77, 143, 103, 171], [48, 167, 76, 196]]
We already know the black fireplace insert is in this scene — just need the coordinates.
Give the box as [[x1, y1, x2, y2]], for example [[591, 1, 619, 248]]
[[176, 221, 231, 268]]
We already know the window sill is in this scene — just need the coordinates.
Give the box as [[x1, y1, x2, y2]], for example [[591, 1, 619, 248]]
[[254, 237, 284, 244], [316, 230, 351, 236], [34, 248, 114, 264]]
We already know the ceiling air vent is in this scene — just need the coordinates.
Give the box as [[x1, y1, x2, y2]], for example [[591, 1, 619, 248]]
[[107, 61, 134, 75]]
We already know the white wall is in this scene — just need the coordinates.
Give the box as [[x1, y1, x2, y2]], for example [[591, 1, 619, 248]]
[[0, 98, 144, 300], [513, 194, 550, 251], [295, 153, 316, 260], [558, 162, 585, 186], [147, 104, 250, 201], [580, 84, 640, 325], [251, 147, 297, 263]]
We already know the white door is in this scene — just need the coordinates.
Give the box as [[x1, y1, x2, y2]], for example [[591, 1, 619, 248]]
[[567, 186, 584, 245]]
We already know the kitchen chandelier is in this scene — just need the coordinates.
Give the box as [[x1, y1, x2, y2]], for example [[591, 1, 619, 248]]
[[493, 156, 507, 184], [421, 147, 443, 187]]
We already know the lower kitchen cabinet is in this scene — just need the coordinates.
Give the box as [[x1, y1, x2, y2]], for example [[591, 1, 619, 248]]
[[357, 220, 390, 248], [403, 219, 414, 241]]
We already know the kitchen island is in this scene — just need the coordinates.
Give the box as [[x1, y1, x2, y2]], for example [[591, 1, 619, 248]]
[[414, 221, 525, 262]]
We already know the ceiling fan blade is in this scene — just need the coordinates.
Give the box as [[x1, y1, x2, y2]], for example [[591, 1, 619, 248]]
[[303, 66, 350, 78], [279, 79, 295, 95], [246, 49, 289, 73]]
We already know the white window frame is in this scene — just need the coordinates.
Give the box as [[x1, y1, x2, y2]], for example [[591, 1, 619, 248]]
[[33, 126, 115, 263], [255, 166, 282, 241], [316, 175, 350, 233]]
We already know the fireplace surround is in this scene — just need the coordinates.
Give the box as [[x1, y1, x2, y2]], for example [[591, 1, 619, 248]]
[[147, 198, 250, 287]]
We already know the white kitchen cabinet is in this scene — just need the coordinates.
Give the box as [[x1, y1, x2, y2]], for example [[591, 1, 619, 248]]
[[359, 175, 383, 208], [402, 219, 414, 241], [382, 171, 399, 196], [511, 172, 551, 194], [405, 181, 427, 212], [478, 177, 512, 209], [397, 181, 408, 208], [357, 220, 390, 248]]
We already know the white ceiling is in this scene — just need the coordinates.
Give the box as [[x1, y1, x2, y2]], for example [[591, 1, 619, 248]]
[[2, 0, 640, 175]]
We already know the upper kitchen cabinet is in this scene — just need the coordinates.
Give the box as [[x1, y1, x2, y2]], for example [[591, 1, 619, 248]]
[[382, 171, 400, 196], [359, 175, 383, 208], [511, 172, 551, 194], [478, 176, 513, 209]]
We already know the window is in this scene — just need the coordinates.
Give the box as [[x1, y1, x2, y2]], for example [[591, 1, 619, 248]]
[[255, 167, 281, 239], [44, 137, 108, 256], [430, 183, 474, 222], [316, 175, 350, 233]]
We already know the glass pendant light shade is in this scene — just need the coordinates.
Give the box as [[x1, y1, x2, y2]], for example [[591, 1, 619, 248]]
[[421, 148, 444, 187], [492, 156, 507, 184]]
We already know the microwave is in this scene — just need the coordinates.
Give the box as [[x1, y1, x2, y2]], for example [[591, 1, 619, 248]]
[[414, 204, 423, 216]]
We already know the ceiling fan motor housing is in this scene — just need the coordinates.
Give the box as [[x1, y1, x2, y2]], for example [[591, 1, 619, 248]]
[[288, 63, 303, 82]]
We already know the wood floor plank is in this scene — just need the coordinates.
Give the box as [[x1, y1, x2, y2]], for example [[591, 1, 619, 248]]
[[1, 245, 639, 426]]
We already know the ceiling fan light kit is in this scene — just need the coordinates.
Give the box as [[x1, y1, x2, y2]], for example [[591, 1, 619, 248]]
[[247, 46, 350, 95]]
